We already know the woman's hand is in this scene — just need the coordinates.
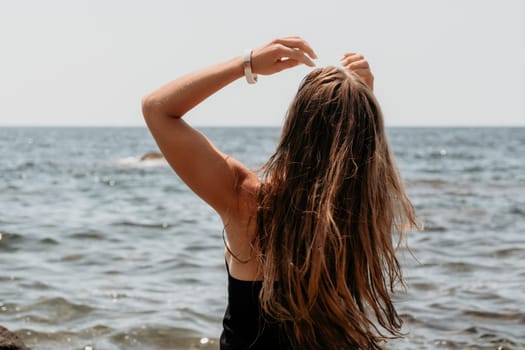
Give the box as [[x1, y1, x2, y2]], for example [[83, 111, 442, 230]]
[[251, 36, 318, 76], [340, 53, 374, 91]]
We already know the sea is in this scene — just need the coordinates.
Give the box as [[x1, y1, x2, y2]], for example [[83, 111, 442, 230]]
[[0, 127, 524, 350]]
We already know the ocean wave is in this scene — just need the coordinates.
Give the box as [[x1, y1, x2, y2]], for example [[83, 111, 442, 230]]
[[24, 297, 95, 323], [111, 220, 171, 229], [39, 237, 59, 245], [462, 309, 525, 323], [109, 325, 218, 350], [69, 231, 106, 240], [11, 327, 104, 350], [0, 231, 24, 251]]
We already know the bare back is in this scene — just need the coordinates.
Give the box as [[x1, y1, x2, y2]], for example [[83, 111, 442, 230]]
[[223, 171, 261, 281]]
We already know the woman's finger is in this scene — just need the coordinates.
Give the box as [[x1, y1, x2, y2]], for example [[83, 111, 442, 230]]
[[341, 52, 360, 62], [275, 58, 300, 72], [346, 59, 370, 71], [351, 68, 373, 77], [273, 37, 318, 59], [277, 45, 316, 67], [340, 54, 366, 68]]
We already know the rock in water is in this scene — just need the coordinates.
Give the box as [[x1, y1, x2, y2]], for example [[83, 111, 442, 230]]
[[0, 326, 30, 350], [140, 151, 164, 161]]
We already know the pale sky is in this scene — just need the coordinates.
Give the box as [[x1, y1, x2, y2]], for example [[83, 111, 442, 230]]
[[0, 0, 523, 127]]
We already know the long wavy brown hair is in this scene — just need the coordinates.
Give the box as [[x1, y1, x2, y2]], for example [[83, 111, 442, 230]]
[[255, 67, 416, 349]]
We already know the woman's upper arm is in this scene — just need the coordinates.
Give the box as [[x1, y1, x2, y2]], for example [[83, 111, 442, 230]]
[[143, 108, 250, 218]]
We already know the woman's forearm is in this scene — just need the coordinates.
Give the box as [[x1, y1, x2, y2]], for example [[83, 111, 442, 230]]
[[142, 37, 318, 120], [142, 55, 244, 119]]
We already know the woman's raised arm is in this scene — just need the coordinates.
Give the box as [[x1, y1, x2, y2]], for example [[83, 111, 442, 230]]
[[142, 37, 317, 219]]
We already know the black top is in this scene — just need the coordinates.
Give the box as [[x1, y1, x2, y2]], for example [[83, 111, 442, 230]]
[[220, 264, 290, 350]]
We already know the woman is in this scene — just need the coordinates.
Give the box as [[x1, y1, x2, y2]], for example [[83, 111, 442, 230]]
[[142, 36, 416, 349]]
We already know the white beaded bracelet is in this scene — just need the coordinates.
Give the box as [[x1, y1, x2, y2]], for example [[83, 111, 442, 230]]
[[243, 49, 258, 84]]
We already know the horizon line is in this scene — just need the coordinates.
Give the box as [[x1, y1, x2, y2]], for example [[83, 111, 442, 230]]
[[0, 124, 524, 128]]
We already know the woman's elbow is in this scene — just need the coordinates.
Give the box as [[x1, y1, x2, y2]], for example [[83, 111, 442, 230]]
[[141, 94, 160, 121]]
